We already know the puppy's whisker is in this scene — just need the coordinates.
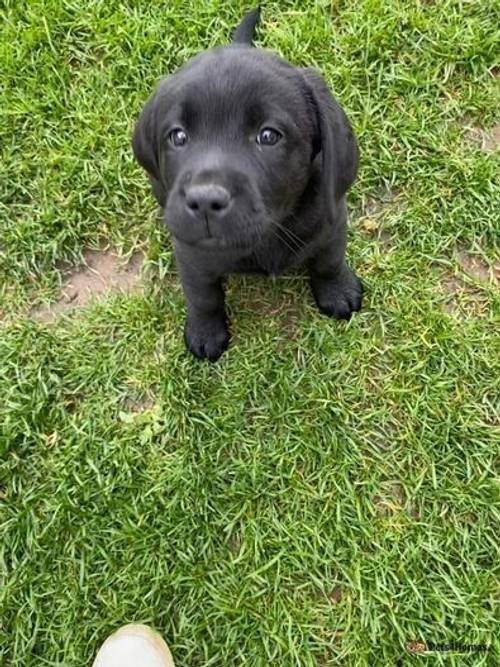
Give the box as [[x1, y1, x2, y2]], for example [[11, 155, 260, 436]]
[[266, 209, 305, 247], [269, 227, 301, 256], [279, 218, 307, 247], [266, 215, 303, 255], [280, 228, 305, 251], [272, 221, 306, 253]]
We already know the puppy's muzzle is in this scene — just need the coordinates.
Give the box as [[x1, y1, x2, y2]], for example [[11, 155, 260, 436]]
[[184, 183, 233, 220], [168, 158, 266, 248]]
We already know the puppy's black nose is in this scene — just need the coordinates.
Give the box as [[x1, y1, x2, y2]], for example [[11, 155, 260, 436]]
[[185, 184, 232, 217]]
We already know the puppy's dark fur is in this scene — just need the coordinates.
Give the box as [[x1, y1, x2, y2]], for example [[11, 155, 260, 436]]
[[133, 8, 362, 360]]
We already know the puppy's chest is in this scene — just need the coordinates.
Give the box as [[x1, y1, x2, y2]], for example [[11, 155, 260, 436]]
[[234, 230, 317, 276]]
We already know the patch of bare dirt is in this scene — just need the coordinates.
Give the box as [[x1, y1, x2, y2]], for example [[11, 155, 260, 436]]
[[441, 250, 498, 318], [357, 186, 400, 245], [328, 586, 343, 604], [373, 482, 405, 517], [373, 482, 419, 519], [465, 122, 500, 152], [31, 249, 144, 322], [441, 275, 489, 318], [456, 251, 493, 282], [443, 277, 464, 296], [229, 532, 242, 556], [407, 641, 427, 655], [361, 199, 388, 220], [122, 393, 155, 414]]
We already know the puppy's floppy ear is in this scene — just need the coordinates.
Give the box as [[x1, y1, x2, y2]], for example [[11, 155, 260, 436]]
[[301, 67, 359, 216], [132, 93, 166, 206], [132, 93, 160, 178]]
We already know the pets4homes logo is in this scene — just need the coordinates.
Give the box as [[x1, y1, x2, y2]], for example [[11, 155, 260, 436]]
[[407, 640, 491, 655]]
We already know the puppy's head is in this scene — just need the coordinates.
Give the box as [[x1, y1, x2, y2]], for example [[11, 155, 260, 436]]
[[133, 45, 358, 250]]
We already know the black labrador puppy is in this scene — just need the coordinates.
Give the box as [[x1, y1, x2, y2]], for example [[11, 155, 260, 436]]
[[133, 8, 362, 361]]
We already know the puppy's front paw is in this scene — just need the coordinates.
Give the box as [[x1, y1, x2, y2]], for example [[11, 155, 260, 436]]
[[311, 267, 363, 320], [184, 315, 230, 361]]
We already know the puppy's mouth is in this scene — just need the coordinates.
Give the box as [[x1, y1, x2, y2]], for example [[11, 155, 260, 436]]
[[166, 203, 268, 251], [164, 174, 270, 250], [197, 216, 234, 248], [187, 231, 261, 251], [196, 235, 230, 249]]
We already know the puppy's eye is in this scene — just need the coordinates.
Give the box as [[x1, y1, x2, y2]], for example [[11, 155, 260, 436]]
[[169, 128, 188, 147], [257, 127, 282, 146]]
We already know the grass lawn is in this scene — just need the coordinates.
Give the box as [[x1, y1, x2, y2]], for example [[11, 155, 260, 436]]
[[1, 1, 499, 665]]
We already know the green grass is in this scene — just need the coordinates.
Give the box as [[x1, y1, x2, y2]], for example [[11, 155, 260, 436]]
[[1, 1, 499, 665]]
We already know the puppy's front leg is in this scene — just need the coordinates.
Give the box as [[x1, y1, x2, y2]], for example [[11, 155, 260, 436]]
[[308, 224, 363, 321], [176, 259, 230, 361]]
